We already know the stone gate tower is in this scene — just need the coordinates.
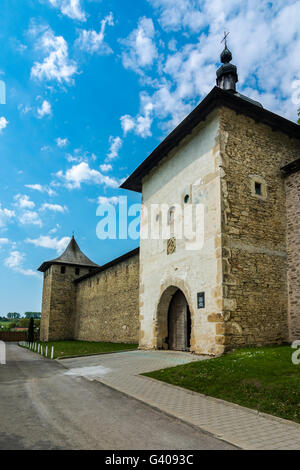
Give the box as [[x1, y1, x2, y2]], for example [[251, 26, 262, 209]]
[[38, 236, 99, 341]]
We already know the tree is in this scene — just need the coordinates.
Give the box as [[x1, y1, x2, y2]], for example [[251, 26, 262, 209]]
[[7, 312, 21, 319], [18, 318, 30, 328], [298, 109, 300, 125], [24, 312, 41, 319], [27, 318, 35, 343]]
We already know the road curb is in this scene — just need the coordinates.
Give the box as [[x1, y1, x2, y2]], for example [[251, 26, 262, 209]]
[[94, 379, 241, 450], [141, 375, 300, 432]]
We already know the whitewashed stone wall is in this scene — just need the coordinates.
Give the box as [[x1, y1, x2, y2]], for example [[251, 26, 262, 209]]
[[139, 112, 224, 356]]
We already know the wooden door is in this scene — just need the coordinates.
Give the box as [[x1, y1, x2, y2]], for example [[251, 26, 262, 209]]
[[168, 290, 189, 351]]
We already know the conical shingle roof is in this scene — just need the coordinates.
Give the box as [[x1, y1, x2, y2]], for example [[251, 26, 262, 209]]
[[37, 236, 100, 272]]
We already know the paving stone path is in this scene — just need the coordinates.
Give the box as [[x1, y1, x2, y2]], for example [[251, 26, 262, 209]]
[[61, 350, 300, 450]]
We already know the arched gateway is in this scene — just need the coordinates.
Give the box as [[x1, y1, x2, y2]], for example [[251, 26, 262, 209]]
[[156, 287, 192, 352]]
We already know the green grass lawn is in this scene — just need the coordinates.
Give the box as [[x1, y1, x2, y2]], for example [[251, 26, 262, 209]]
[[21, 340, 138, 359], [144, 345, 300, 423]]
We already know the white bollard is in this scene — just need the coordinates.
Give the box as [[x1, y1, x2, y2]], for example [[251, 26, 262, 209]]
[[45, 346, 48, 358], [0, 341, 6, 365], [38, 344, 40, 354], [41, 346, 43, 356], [51, 346, 54, 360]]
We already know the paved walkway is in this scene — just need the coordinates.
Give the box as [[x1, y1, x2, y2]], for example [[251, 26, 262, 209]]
[[61, 350, 300, 450], [1, 344, 234, 450]]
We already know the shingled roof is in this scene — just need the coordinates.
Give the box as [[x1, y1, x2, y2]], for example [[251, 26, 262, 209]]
[[38, 236, 100, 272], [121, 86, 300, 193]]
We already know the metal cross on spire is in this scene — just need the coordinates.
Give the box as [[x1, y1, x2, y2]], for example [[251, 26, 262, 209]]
[[221, 30, 230, 48]]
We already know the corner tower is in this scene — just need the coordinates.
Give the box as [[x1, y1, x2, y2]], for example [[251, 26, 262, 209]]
[[38, 236, 100, 341]]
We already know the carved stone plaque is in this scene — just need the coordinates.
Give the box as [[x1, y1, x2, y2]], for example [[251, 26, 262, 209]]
[[167, 237, 176, 255]]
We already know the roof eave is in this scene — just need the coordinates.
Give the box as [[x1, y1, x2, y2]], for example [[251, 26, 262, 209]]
[[120, 86, 300, 193], [281, 157, 300, 177], [37, 261, 100, 273]]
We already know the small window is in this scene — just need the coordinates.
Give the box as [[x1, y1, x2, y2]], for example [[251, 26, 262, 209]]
[[250, 175, 267, 200], [60, 266, 66, 274], [255, 182, 262, 196], [168, 206, 175, 225], [75, 267, 80, 276], [184, 194, 190, 204], [197, 292, 205, 309]]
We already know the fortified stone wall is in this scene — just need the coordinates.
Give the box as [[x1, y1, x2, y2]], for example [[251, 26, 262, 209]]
[[40, 264, 91, 341], [285, 169, 300, 341], [74, 253, 139, 344], [40, 267, 52, 341], [219, 107, 300, 348]]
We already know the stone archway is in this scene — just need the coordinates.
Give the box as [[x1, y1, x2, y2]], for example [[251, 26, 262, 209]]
[[156, 286, 192, 351]]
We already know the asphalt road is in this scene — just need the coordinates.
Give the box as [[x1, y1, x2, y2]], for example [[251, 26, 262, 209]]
[[0, 343, 235, 450]]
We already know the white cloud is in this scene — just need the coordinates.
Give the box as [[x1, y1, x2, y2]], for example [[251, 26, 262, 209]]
[[121, 17, 158, 73], [4, 250, 39, 277], [40, 203, 68, 213], [118, 0, 300, 140], [65, 148, 97, 163], [106, 136, 122, 160], [0, 238, 9, 244], [19, 211, 43, 227], [18, 104, 33, 115], [25, 184, 56, 196], [0, 116, 8, 132], [97, 196, 119, 206], [99, 163, 112, 172], [31, 25, 77, 84], [0, 204, 15, 228], [26, 235, 70, 253], [48, 0, 86, 21], [56, 137, 69, 147], [120, 93, 154, 138], [57, 162, 119, 189], [120, 115, 135, 135], [76, 12, 114, 54], [147, 0, 204, 32], [49, 224, 61, 234], [142, 0, 300, 125], [37, 100, 52, 118], [14, 194, 35, 209]]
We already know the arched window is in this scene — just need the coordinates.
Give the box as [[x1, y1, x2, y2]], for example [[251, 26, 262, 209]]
[[168, 206, 175, 225]]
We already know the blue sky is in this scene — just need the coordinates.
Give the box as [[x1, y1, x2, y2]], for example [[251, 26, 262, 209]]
[[0, 0, 300, 314]]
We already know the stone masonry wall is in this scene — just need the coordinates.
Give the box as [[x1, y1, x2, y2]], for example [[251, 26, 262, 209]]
[[74, 253, 139, 344], [40, 267, 52, 341], [40, 264, 91, 342], [219, 107, 300, 348], [285, 170, 300, 340]]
